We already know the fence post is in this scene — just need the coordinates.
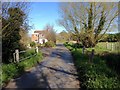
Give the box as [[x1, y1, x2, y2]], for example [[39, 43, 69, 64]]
[[13, 53, 15, 63], [106, 42, 108, 49], [36, 47, 39, 53], [15, 49, 19, 63], [112, 43, 114, 51], [115, 42, 116, 51], [82, 46, 85, 54], [89, 49, 94, 63]]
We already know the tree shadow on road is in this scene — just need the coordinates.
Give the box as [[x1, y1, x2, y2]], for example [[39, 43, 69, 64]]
[[39, 63, 79, 77], [50, 49, 73, 64], [56, 44, 64, 47], [3, 66, 51, 89]]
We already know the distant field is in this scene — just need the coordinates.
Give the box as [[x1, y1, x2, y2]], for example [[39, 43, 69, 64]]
[[56, 40, 77, 44], [64, 41, 120, 53], [96, 42, 120, 53]]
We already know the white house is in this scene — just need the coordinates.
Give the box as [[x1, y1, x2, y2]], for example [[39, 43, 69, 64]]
[[31, 30, 48, 44]]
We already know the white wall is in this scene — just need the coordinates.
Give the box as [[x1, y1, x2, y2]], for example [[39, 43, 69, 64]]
[[39, 39, 48, 44]]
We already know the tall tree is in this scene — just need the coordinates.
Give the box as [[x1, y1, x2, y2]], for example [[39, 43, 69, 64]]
[[58, 2, 118, 47], [2, 2, 30, 34], [2, 2, 30, 63]]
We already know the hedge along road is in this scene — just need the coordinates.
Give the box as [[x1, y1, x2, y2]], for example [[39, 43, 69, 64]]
[[5, 43, 80, 89]]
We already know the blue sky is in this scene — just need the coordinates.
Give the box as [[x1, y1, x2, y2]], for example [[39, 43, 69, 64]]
[[28, 2, 64, 35], [28, 2, 119, 35]]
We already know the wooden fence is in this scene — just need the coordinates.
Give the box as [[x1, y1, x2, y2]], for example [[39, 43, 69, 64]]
[[105, 42, 120, 52], [81, 42, 120, 63], [13, 47, 39, 63]]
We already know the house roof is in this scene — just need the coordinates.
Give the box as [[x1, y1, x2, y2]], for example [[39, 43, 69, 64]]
[[34, 30, 48, 34]]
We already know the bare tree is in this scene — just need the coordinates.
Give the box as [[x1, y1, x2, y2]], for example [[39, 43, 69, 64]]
[[58, 2, 118, 47], [44, 24, 56, 44]]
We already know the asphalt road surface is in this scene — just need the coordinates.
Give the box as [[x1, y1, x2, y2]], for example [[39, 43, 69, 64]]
[[4, 44, 80, 89]]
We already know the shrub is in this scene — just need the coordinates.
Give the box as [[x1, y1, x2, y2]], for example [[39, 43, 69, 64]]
[[72, 43, 83, 48], [45, 41, 55, 47], [36, 43, 42, 48], [64, 42, 68, 46], [2, 63, 24, 86], [30, 41, 36, 47]]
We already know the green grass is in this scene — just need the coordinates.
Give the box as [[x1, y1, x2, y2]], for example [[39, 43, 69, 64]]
[[64, 42, 120, 89], [96, 42, 120, 53], [19, 48, 36, 60], [1, 51, 43, 87], [44, 41, 56, 47]]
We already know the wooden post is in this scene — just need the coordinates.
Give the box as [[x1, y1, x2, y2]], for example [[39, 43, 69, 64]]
[[82, 46, 85, 54], [115, 42, 116, 51], [110, 43, 111, 50], [112, 43, 114, 51], [107, 42, 110, 50], [15, 49, 19, 63], [13, 53, 15, 63], [106, 42, 108, 49], [89, 49, 94, 63], [36, 47, 38, 53]]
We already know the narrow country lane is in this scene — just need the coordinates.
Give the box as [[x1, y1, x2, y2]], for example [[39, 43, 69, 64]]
[[4, 44, 80, 89]]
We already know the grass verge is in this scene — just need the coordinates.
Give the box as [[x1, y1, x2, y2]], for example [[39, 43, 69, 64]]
[[64, 42, 120, 89], [1, 51, 43, 87]]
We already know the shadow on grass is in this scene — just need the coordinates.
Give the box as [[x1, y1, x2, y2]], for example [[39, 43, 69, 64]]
[[68, 42, 120, 76], [65, 42, 120, 88], [73, 48, 120, 75], [98, 52, 120, 75], [2, 63, 25, 88], [2, 53, 50, 89], [72, 49, 120, 88]]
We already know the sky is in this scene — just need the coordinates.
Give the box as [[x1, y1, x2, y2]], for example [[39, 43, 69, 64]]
[[28, 2, 64, 35], [28, 2, 119, 36], [3, 0, 120, 2]]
